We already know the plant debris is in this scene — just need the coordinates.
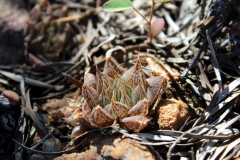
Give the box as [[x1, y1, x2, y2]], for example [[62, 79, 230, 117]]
[[0, 0, 240, 159]]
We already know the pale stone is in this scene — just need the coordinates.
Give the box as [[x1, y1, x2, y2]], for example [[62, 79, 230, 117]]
[[157, 98, 189, 130]]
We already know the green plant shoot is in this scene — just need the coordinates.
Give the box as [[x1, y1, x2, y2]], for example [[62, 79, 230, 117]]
[[103, 0, 170, 44], [103, 0, 133, 12]]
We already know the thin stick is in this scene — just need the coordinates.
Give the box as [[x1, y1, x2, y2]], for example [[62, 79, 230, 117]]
[[133, 7, 149, 23], [133, 0, 156, 44], [148, 0, 156, 43]]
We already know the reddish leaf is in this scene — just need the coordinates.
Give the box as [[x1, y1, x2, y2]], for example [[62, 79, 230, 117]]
[[150, 18, 165, 38]]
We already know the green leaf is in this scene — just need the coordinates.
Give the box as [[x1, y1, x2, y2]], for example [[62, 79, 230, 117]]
[[162, 0, 170, 2], [103, 0, 133, 12]]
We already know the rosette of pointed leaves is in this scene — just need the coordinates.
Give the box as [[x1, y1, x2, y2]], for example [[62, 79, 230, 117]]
[[67, 56, 168, 132], [25, 0, 78, 62]]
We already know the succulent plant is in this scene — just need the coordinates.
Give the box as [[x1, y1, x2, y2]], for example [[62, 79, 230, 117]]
[[25, 0, 78, 62], [65, 56, 168, 132]]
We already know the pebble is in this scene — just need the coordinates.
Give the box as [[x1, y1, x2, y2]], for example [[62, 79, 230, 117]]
[[0, 95, 11, 111], [2, 90, 20, 103]]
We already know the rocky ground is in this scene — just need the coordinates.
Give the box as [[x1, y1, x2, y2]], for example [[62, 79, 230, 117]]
[[0, 0, 240, 159]]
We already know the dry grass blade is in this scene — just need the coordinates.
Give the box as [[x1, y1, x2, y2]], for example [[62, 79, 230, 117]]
[[11, 136, 87, 155], [0, 70, 63, 90], [51, 11, 91, 23], [201, 92, 239, 125], [215, 115, 240, 135], [137, 141, 173, 146], [71, 17, 110, 62], [197, 62, 212, 106], [166, 126, 198, 159], [210, 104, 233, 125], [150, 129, 237, 141], [196, 115, 240, 159], [197, 140, 219, 160], [97, 28, 116, 49], [181, 40, 207, 77], [135, 133, 184, 141], [25, 89, 53, 136], [217, 77, 240, 104], [209, 142, 229, 160], [219, 137, 240, 159], [62, 73, 83, 89], [206, 30, 222, 98], [222, 145, 240, 160], [105, 46, 126, 58]]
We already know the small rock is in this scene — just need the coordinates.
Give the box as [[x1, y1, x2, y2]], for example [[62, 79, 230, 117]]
[[42, 138, 63, 160], [55, 132, 155, 160], [0, 95, 11, 111], [54, 146, 101, 160], [2, 90, 20, 103], [0, 113, 15, 132], [29, 154, 47, 160], [157, 98, 189, 130], [101, 138, 155, 160]]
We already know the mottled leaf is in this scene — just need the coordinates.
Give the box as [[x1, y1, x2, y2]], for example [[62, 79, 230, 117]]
[[131, 83, 147, 105], [128, 99, 149, 116], [82, 83, 98, 109], [120, 89, 132, 107], [81, 101, 99, 128], [90, 105, 114, 127], [108, 99, 129, 119], [122, 59, 147, 89], [84, 72, 96, 89], [147, 76, 167, 105], [96, 67, 113, 95], [122, 115, 151, 132], [113, 72, 133, 99], [98, 86, 111, 107], [103, 56, 125, 78], [82, 101, 91, 122]]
